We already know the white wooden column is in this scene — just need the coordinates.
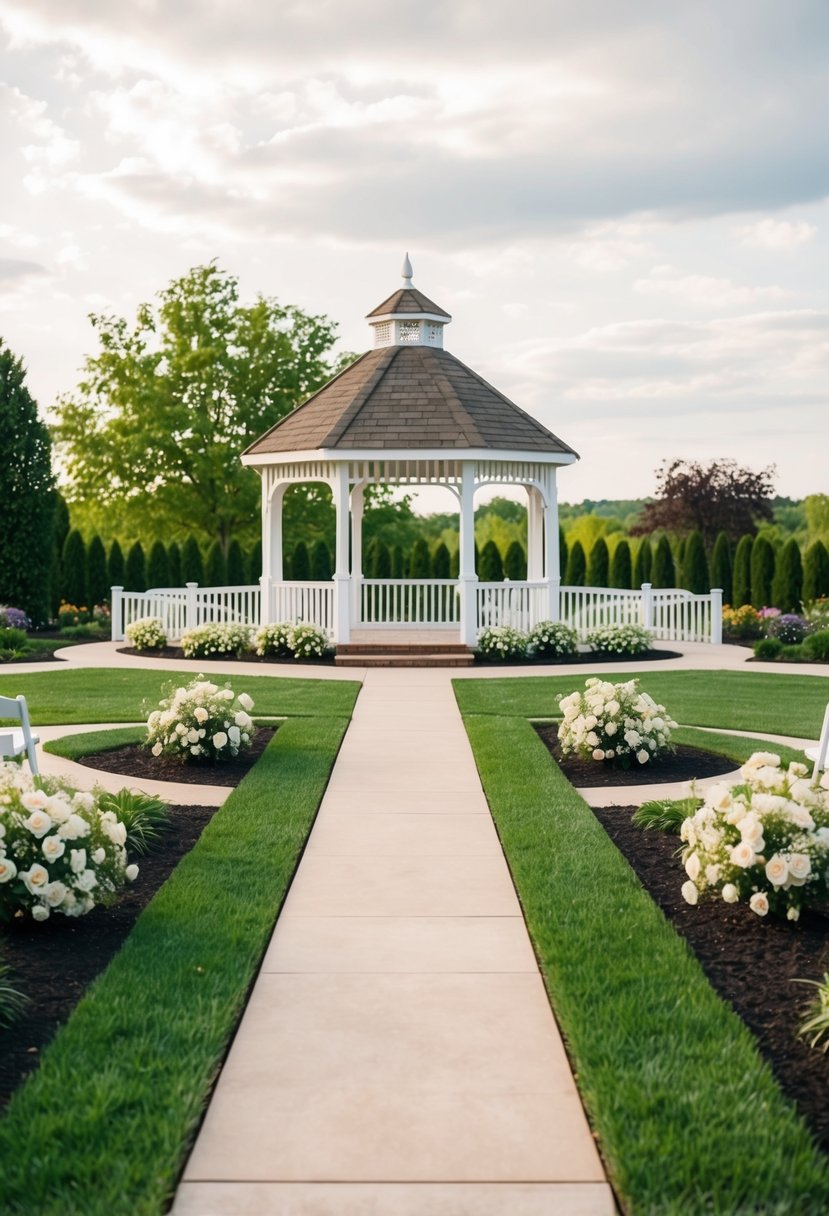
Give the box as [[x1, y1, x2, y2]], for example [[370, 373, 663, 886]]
[[526, 485, 544, 581], [458, 462, 478, 647], [350, 481, 365, 625], [260, 476, 286, 626], [332, 465, 352, 644], [543, 469, 560, 622]]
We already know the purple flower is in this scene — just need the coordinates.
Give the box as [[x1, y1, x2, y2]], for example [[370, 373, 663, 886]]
[[0, 606, 31, 630]]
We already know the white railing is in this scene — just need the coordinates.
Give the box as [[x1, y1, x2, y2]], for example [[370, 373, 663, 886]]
[[559, 583, 722, 645], [476, 581, 548, 632], [360, 579, 460, 627], [651, 588, 720, 645], [559, 586, 643, 634], [112, 583, 261, 642], [271, 582, 335, 636]]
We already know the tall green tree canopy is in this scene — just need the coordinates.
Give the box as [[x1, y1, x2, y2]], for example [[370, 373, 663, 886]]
[[54, 262, 345, 551]]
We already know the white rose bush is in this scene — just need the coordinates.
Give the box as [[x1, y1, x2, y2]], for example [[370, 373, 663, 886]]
[[476, 625, 528, 661], [181, 622, 253, 659], [557, 677, 677, 767], [679, 752, 829, 920], [145, 677, 256, 763], [125, 616, 167, 651], [288, 622, 329, 660], [254, 622, 329, 660], [0, 763, 136, 923], [586, 623, 653, 656], [527, 620, 578, 659]]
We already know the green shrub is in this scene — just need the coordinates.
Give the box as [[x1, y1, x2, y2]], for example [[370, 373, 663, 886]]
[[125, 541, 147, 592], [651, 535, 675, 587], [771, 538, 804, 613], [753, 637, 783, 660], [710, 532, 733, 603], [0, 626, 26, 650], [225, 539, 245, 586], [476, 625, 527, 661], [803, 629, 829, 661], [731, 534, 753, 606], [564, 539, 586, 585], [750, 536, 775, 608], [803, 540, 829, 604], [98, 790, 170, 855], [528, 620, 578, 658], [796, 972, 829, 1053], [633, 539, 652, 586], [633, 796, 701, 833], [205, 540, 226, 586], [168, 541, 182, 587], [781, 644, 804, 661], [108, 539, 125, 588], [182, 536, 204, 584], [58, 624, 105, 640], [87, 535, 109, 606], [311, 539, 332, 581], [504, 540, 526, 581], [0, 959, 26, 1028], [586, 623, 653, 655], [587, 536, 609, 586], [410, 538, 432, 578], [682, 530, 709, 594], [62, 529, 87, 607], [147, 539, 170, 588], [610, 539, 632, 588], [478, 539, 504, 582]]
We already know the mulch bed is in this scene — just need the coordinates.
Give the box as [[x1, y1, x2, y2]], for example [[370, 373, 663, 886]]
[[477, 648, 682, 665], [593, 805, 829, 1152], [78, 725, 277, 786], [533, 726, 737, 787], [117, 645, 335, 666]]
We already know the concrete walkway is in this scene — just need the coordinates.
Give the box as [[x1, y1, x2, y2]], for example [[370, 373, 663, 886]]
[[173, 669, 615, 1216]]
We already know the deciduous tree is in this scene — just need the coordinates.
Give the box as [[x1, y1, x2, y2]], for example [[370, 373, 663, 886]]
[[632, 458, 775, 545]]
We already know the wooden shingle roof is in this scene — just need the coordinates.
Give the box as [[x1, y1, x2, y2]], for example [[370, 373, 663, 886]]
[[366, 288, 451, 319], [243, 346, 577, 457]]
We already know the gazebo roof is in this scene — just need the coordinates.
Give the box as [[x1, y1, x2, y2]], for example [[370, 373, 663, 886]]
[[243, 344, 577, 457], [366, 287, 451, 319]]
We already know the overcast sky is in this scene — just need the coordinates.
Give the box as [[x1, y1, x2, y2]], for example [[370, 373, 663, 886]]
[[1, 0, 827, 509]]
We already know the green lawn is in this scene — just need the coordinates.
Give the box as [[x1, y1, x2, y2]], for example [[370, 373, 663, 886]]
[[0, 666, 359, 724]]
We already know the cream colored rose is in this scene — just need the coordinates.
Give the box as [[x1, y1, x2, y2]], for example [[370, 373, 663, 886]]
[[681, 880, 698, 906], [212, 731, 228, 749], [787, 853, 811, 881], [0, 857, 18, 884], [749, 892, 769, 916], [684, 853, 701, 882], [24, 810, 53, 839], [764, 855, 789, 887], [20, 790, 48, 812], [22, 863, 49, 893], [730, 841, 756, 868], [44, 881, 67, 907], [194, 707, 209, 724], [31, 904, 50, 921], [721, 883, 739, 903], [41, 835, 66, 862]]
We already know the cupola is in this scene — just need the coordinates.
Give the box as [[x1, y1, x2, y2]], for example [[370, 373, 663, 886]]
[[366, 253, 452, 349]]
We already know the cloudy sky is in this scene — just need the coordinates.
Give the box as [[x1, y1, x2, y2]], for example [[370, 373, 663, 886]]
[[1, 0, 827, 508]]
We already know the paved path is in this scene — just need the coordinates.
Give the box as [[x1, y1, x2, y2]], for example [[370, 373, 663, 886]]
[[173, 669, 615, 1216]]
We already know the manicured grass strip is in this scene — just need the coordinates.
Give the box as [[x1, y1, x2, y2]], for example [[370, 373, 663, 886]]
[[672, 726, 808, 770], [44, 725, 145, 759], [454, 669, 829, 738], [463, 711, 829, 1215], [0, 713, 349, 1216], [0, 667, 359, 724]]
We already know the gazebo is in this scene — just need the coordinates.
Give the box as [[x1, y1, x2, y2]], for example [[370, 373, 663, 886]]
[[241, 256, 578, 649]]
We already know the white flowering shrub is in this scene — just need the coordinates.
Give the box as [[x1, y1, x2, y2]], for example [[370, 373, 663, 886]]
[[477, 626, 528, 661], [146, 677, 256, 763], [125, 616, 167, 651], [557, 677, 677, 767], [0, 763, 137, 923], [679, 752, 829, 920], [288, 623, 329, 660], [254, 623, 294, 658], [180, 622, 253, 658], [587, 623, 653, 655], [528, 620, 578, 659]]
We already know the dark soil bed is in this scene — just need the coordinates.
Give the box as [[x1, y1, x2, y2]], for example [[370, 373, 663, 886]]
[[78, 725, 277, 786], [594, 804, 829, 1151], [118, 645, 335, 666], [0, 801, 217, 1109], [476, 647, 682, 665], [534, 725, 737, 786]]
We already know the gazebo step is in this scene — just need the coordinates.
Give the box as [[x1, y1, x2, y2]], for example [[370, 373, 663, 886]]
[[335, 646, 474, 668], [337, 642, 471, 656]]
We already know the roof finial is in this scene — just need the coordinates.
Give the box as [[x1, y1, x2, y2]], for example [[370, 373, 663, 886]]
[[401, 251, 413, 288]]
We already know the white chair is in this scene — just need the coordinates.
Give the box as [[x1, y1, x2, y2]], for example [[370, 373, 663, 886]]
[[805, 702, 829, 778], [0, 694, 40, 775]]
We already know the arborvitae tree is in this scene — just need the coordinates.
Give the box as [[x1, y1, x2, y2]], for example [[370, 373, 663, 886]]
[[675, 538, 686, 586], [53, 491, 70, 554], [392, 544, 406, 579], [474, 542, 481, 576], [479, 539, 504, 581], [311, 539, 333, 581], [449, 547, 459, 578], [633, 539, 652, 586], [168, 541, 182, 586], [206, 540, 226, 586], [732, 535, 753, 606], [410, 538, 432, 578], [504, 540, 526, 580], [803, 540, 829, 604], [682, 531, 710, 594], [651, 536, 676, 588], [226, 538, 245, 585], [771, 538, 803, 613], [108, 539, 125, 588], [432, 541, 451, 579], [559, 526, 568, 579], [125, 541, 146, 592], [247, 539, 262, 584], [147, 539, 170, 588], [565, 539, 586, 585], [750, 536, 775, 609], [0, 344, 56, 623], [587, 537, 609, 587], [709, 532, 733, 603], [49, 490, 70, 614], [291, 540, 310, 581], [610, 539, 633, 589], [370, 540, 392, 579], [87, 535, 109, 605], [62, 530, 88, 606], [182, 536, 204, 585]]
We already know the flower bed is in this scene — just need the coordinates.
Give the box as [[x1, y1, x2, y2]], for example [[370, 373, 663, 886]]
[[557, 676, 676, 767], [146, 677, 256, 763]]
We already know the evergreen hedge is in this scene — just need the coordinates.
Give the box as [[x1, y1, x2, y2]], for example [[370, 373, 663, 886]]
[[86, 535, 109, 606], [478, 539, 504, 581], [587, 536, 609, 586], [108, 540, 125, 590], [565, 539, 586, 585], [504, 540, 526, 581], [125, 542, 146, 592], [62, 530, 88, 606], [732, 534, 753, 607], [226, 539, 245, 586], [682, 531, 710, 595], [168, 541, 182, 587], [803, 540, 829, 604], [750, 536, 776, 608], [182, 537, 204, 585], [610, 539, 632, 588], [147, 540, 170, 589], [771, 538, 803, 614], [710, 532, 732, 602], [651, 536, 675, 588], [311, 540, 332, 581], [291, 541, 310, 581], [432, 541, 451, 579], [633, 539, 652, 586], [410, 538, 432, 578], [205, 541, 226, 586]]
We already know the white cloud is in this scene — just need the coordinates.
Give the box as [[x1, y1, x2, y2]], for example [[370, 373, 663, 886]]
[[735, 217, 817, 250], [633, 265, 789, 309]]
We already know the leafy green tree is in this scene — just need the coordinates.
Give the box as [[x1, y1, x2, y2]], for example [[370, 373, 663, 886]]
[[392, 545, 406, 579], [610, 539, 632, 589], [62, 530, 87, 606], [311, 539, 332, 581], [182, 536, 204, 584], [504, 540, 526, 580], [168, 541, 182, 586], [0, 342, 55, 623], [247, 540, 262, 584], [750, 536, 776, 608], [125, 541, 146, 592], [409, 538, 432, 579], [651, 536, 675, 588], [226, 539, 245, 586], [479, 540, 504, 581], [432, 542, 451, 579], [682, 531, 709, 594], [205, 541, 226, 586], [803, 540, 829, 604], [565, 539, 586, 586], [771, 539, 803, 613], [108, 539, 125, 588], [54, 262, 345, 551], [147, 540, 170, 588], [87, 535, 109, 605], [732, 535, 753, 606], [709, 533, 733, 603], [370, 540, 392, 579], [633, 539, 652, 586], [587, 537, 609, 586], [291, 541, 310, 581]]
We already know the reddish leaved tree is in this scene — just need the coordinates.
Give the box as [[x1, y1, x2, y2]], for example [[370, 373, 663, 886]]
[[631, 459, 775, 546]]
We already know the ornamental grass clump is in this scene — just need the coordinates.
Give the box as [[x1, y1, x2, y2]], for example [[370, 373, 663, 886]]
[[557, 677, 677, 767], [476, 625, 528, 661], [527, 620, 578, 659], [125, 616, 167, 651], [0, 763, 137, 923], [145, 677, 256, 763], [679, 752, 829, 919], [180, 621, 252, 658], [586, 622, 653, 655]]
